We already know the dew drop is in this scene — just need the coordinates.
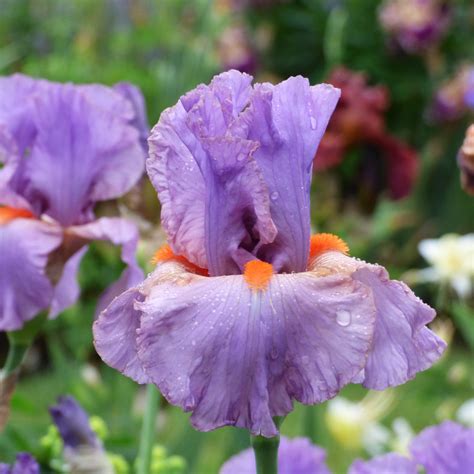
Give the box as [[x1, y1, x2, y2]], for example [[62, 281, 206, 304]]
[[270, 191, 279, 200], [237, 153, 246, 162], [336, 310, 351, 327], [310, 116, 317, 129]]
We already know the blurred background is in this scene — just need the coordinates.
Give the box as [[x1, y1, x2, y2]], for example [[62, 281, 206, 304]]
[[0, 0, 472, 473]]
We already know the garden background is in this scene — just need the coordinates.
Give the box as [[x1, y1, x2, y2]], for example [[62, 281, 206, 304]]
[[0, 0, 472, 473]]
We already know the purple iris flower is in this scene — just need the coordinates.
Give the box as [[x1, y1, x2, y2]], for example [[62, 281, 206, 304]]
[[220, 436, 330, 474], [0, 74, 147, 331], [350, 421, 474, 474], [0, 453, 39, 474], [93, 70, 445, 437], [49, 395, 113, 473]]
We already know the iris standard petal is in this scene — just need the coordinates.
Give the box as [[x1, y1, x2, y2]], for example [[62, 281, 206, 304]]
[[147, 71, 339, 275], [130, 261, 375, 437], [409, 421, 474, 474], [21, 83, 144, 225], [67, 217, 144, 315], [220, 437, 330, 474], [312, 251, 446, 389], [147, 100, 208, 268], [0, 218, 62, 331], [148, 70, 276, 274], [242, 78, 340, 272], [349, 453, 417, 474]]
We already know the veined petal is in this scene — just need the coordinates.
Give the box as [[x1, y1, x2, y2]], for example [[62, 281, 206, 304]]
[[242, 78, 340, 272], [312, 251, 446, 389], [0, 74, 41, 157], [147, 70, 275, 274], [68, 217, 144, 315], [22, 84, 144, 225], [115, 260, 376, 437], [49, 247, 88, 319], [113, 82, 150, 153], [147, 71, 339, 275], [93, 286, 150, 384], [409, 421, 474, 474], [349, 453, 417, 474], [0, 218, 62, 331]]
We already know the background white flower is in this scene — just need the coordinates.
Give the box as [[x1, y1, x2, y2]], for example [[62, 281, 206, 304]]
[[417, 233, 474, 298]]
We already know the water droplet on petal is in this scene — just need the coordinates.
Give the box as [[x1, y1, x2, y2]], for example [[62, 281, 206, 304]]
[[237, 153, 246, 162], [270, 191, 279, 200], [310, 117, 317, 129], [336, 310, 351, 327]]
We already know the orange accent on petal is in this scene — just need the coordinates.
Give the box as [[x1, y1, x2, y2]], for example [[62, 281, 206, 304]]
[[0, 206, 35, 225], [151, 244, 209, 276], [243, 260, 274, 291], [309, 233, 349, 261]]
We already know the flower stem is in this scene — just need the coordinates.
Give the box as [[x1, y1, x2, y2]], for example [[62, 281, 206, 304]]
[[136, 384, 160, 474], [1, 315, 46, 431], [250, 417, 283, 474], [251, 434, 280, 474]]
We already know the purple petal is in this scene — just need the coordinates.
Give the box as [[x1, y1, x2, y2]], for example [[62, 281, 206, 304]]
[[0, 218, 62, 331], [23, 84, 144, 225], [0, 126, 20, 189], [220, 436, 330, 474], [93, 286, 150, 384], [147, 101, 208, 268], [114, 82, 150, 152], [243, 78, 340, 272], [147, 70, 275, 274], [349, 453, 417, 474], [68, 217, 144, 315], [10, 453, 40, 474], [410, 421, 474, 474], [147, 70, 339, 275], [129, 261, 375, 436], [0, 74, 41, 157], [49, 395, 99, 450], [312, 251, 446, 389], [49, 247, 88, 319]]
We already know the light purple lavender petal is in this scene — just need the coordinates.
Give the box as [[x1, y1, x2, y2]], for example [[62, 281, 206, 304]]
[[49, 247, 88, 319], [312, 251, 446, 389], [130, 261, 375, 436], [0, 218, 62, 331], [220, 437, 331, 474], [114, 82, 150, 152], [23, 84, 144, 225], [349, 453, 417, 474], [147, 70, 339, 275], [410, 421, 474, 474], [93, 286, 150, 384], [68, 217, 144, 315], [243, 78, 340, 272]]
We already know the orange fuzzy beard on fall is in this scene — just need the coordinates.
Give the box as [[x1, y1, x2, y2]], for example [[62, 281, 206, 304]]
[[152, 244, 209, 276], [244, 260, 274, 291], [0, 206, 35, 224], [309, 233, 349, 262]]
